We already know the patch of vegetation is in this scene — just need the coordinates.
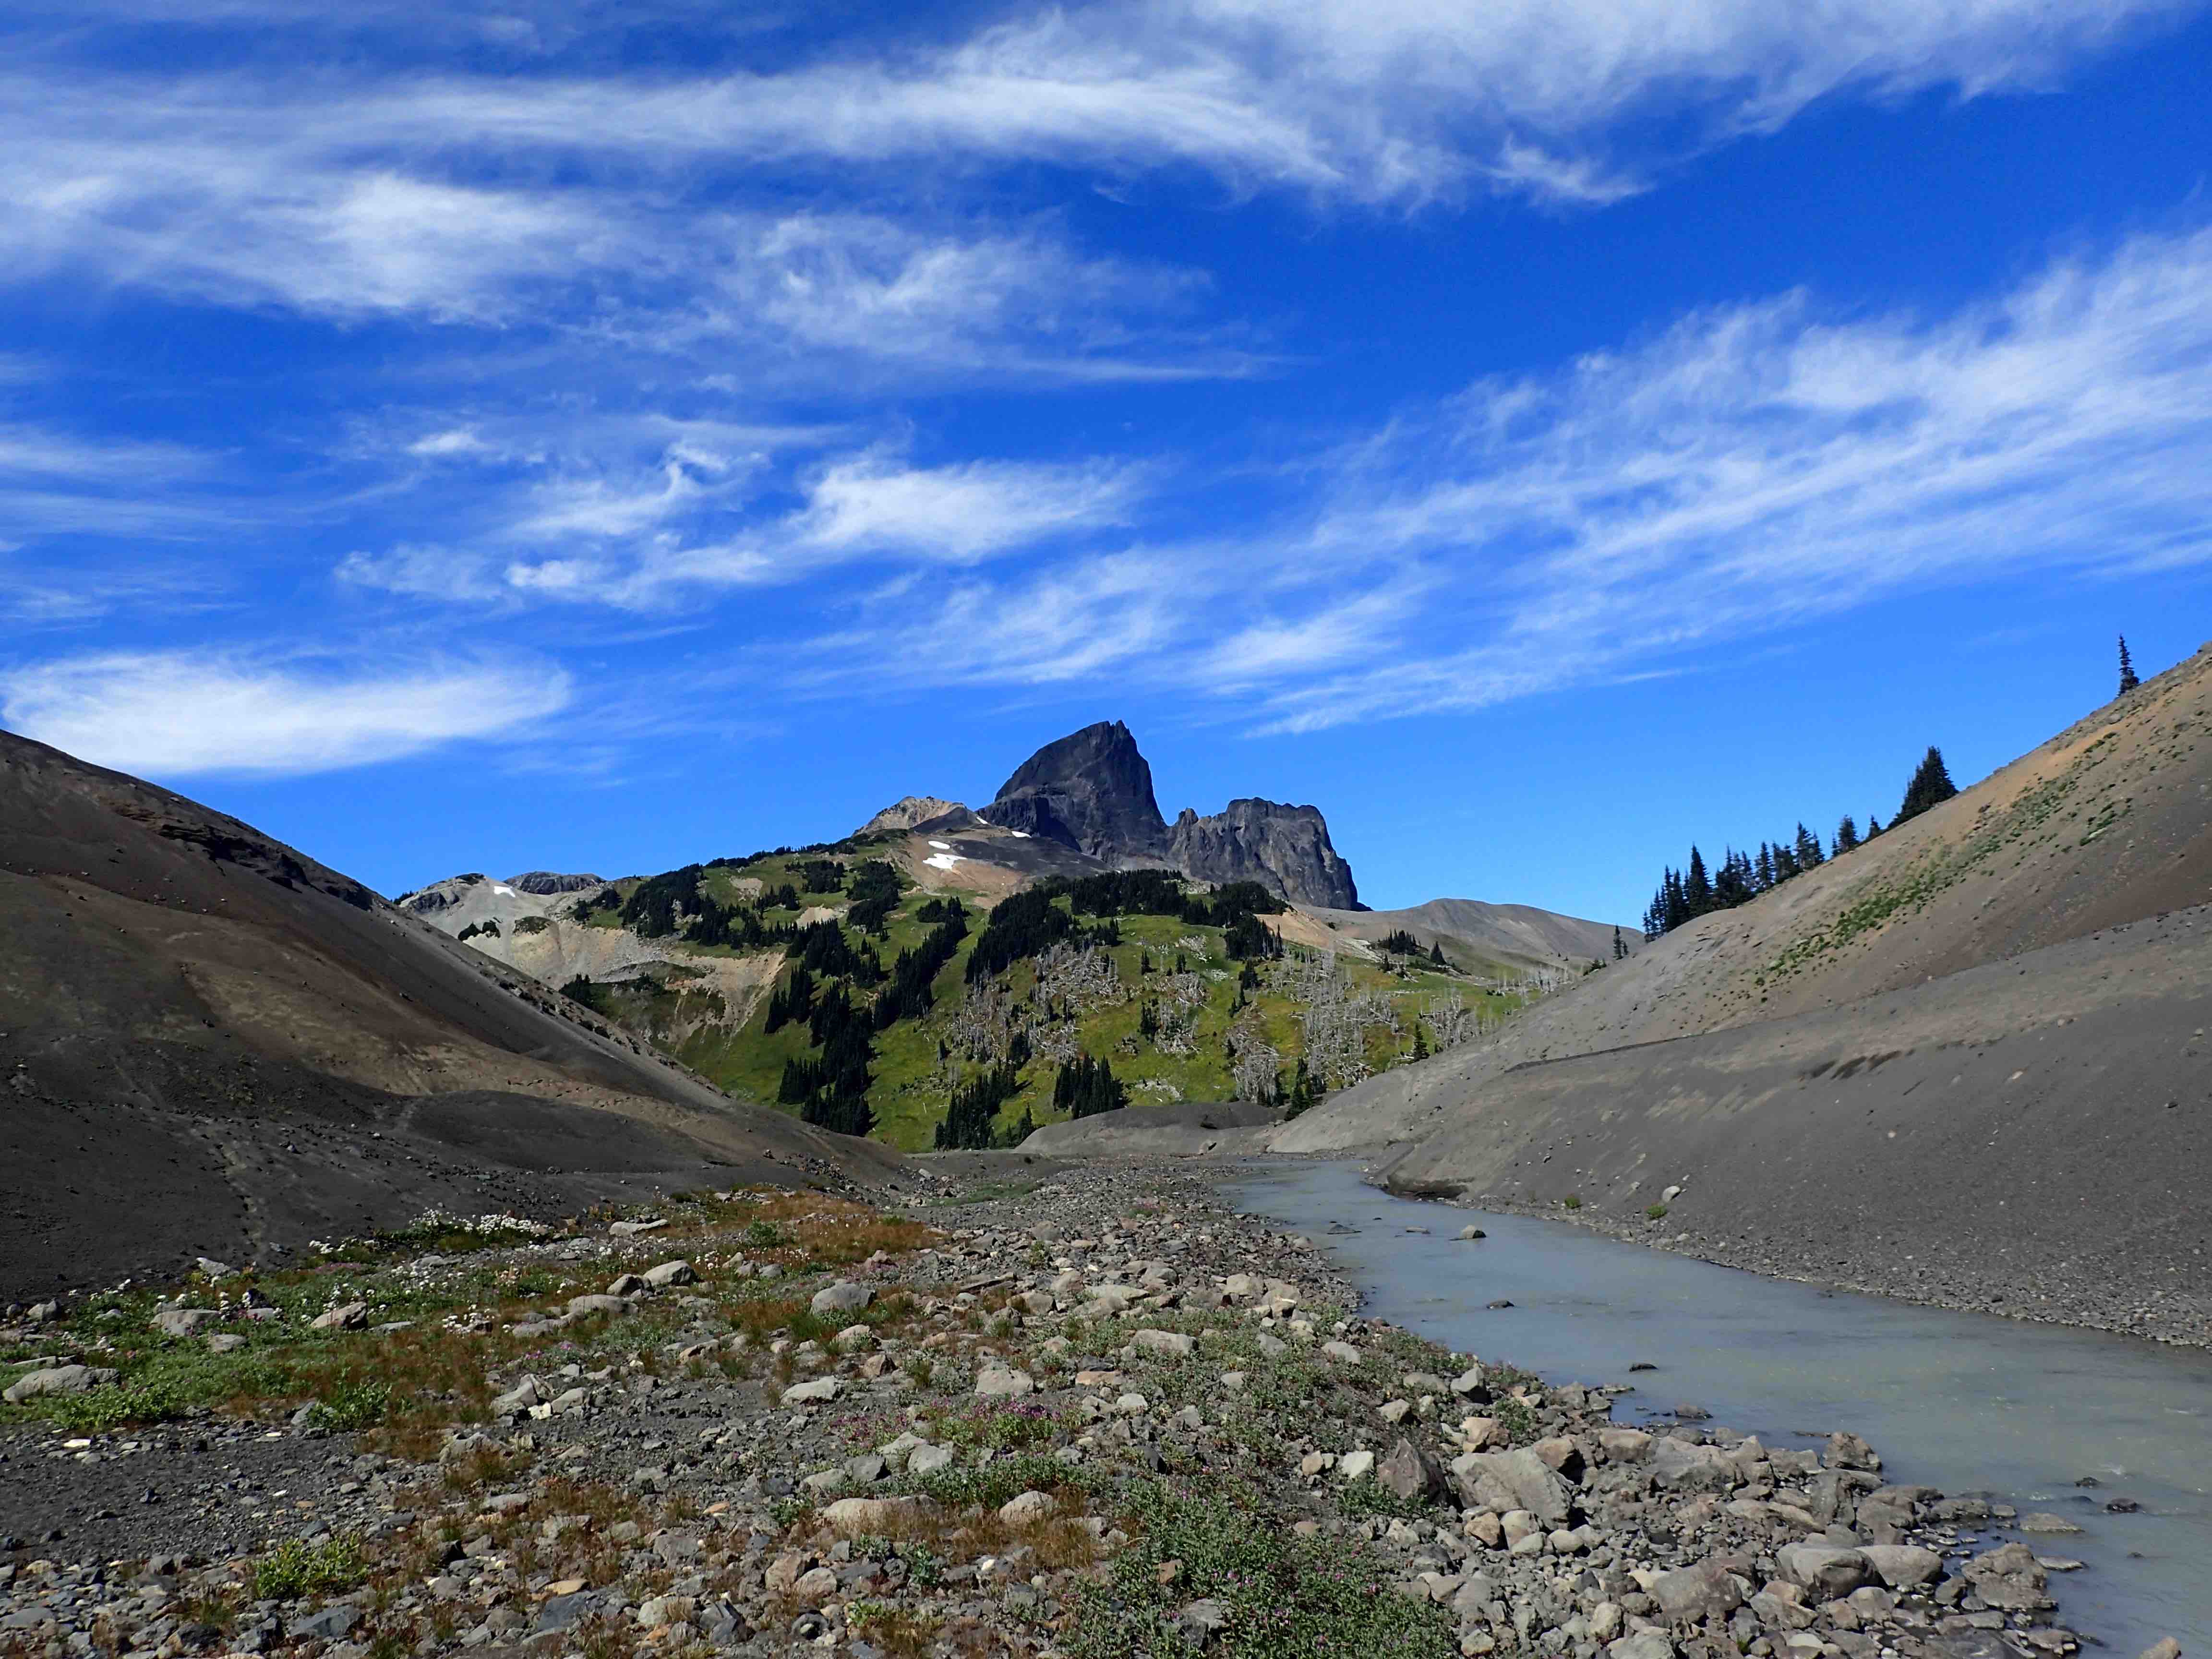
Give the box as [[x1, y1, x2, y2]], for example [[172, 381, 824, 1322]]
[[1070, 1483, 1457, 1659], [254, 1536, 367, 1600]]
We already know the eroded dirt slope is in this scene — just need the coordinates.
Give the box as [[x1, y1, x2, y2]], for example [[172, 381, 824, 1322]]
[[0, 731, 900, 1296]]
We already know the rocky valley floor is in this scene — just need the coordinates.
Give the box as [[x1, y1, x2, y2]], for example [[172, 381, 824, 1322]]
[[0, 1168, 2156, 1659]]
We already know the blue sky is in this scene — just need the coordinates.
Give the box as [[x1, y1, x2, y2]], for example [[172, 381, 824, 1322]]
[[5, 0, 2210, 924]]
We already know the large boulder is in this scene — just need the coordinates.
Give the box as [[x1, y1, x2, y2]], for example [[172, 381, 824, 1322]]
[[1378, 1438, 1449, 1504], [1776, 1544, 1873, 1599], [1454, 1448, 1575, 1525], [1859, 1544, 1943, 1589], [3, 1364, 118, 1404], [1647, 1437, 1739, 1493], [1647, 1561, 1743, 1621]]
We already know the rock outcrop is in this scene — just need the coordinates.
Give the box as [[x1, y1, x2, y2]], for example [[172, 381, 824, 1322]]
[[984, 721, 1171, 866], [508, 870, 605, 895], [1169, 798, 1359, 909], [855, 796, 965, 838]]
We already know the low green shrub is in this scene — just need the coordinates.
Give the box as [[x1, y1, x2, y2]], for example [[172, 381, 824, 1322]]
[[1071, 1483, 1456, 1659], [253, 1536, 365, 1600]]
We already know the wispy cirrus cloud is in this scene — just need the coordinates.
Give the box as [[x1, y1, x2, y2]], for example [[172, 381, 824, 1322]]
[[338, 442, 1150, 608], [0, 649, 572, 777], [765, 226, 2212, 727]]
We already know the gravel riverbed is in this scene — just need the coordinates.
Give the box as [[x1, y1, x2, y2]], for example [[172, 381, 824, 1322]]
[[0, 1166, 2162, 1659]]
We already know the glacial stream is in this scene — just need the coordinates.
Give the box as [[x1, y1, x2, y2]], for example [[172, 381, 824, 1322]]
[[1225, 1161, 2212, 1653]]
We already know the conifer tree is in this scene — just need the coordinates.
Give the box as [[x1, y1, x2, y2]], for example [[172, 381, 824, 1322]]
[[1794, 822, 1825, 870], [1611, 926, 1626, 961], [1895, 745, 1959, 825], [1684, 847, 1713, 914], [1834, 815, 1860, 854], [2118, 635, 2140, 695]]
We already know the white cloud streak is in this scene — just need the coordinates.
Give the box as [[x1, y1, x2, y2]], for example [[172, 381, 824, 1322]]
[[341, 447, 1150, 606], [776, 227, 2212, 726], [0, 650, 573, 776]]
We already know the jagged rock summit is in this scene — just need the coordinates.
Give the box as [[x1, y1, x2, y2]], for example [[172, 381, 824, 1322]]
[[984, 720, 1171, 865], [985, 720, 1359, 908], [1171, 798, 1359, 910]]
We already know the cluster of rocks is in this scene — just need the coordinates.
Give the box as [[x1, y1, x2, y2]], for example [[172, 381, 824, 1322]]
[[0, 1167, 2169, 1659]]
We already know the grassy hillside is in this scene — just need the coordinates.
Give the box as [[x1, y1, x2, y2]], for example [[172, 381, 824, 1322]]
[[557, 854, 1538, 1152]]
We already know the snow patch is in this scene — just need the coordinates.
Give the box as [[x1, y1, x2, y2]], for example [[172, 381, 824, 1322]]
[[927, 840, 953, 851], [492, 885, 516, 897], [1009, 830, 1031, 839], [924, 853, 967, 872]]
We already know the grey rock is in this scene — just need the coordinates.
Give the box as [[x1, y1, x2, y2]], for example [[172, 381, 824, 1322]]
[[1646, 1437, 1738, 1493], [155, 1309, 220, 1337], [1454, 1448, 1574, 1525], [811, 1282, 874, 1317], [643, 1260, 696, 1288], [286, 1605, 359, 1642], [1609, 1630, 1676, 1659], [1647, 1561, 1743, 1620], [535, 1593, 593, 1633], [1859, 1545, 1943, 1588], [1173, 1598, 1232, 1645], [1776, 1543, 1872, 1598], [1378, 1437, 1448, 1504], [4, 1364, 119, 1403]]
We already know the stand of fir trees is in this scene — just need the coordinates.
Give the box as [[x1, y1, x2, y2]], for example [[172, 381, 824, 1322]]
[[1641, 746, 1961, 938], [1054, 1052, 1129, 1119], [935, 1060, 1024, 1149]]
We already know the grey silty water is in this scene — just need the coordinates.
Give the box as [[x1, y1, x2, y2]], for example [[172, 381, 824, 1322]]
[[1226, 1161, 2212, 1653]]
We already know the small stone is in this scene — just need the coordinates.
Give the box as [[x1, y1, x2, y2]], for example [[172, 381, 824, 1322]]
[[791, 1567, 839, 1605], [310, 1302, 368, 1331], [976, 1365, 1036, 1398], [1132, 1329, 1196, 1358], [642, 1260, 696, 1287], [2019, 1513, 2084, 1534], [205, 1333, 247, 1354], [606, 1274, 645, 1296], [1321, 1341, 1361, 1364]]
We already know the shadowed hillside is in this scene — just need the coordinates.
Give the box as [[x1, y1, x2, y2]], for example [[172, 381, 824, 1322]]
[[0, 730, 900, 1298], [1268, 642, 2212, 1338]]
